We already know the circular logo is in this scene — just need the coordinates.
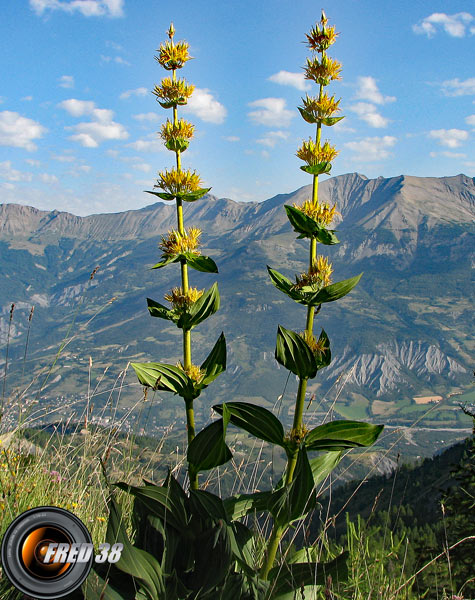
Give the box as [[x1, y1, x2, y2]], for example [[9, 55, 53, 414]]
[[1, 507, 93, 599]]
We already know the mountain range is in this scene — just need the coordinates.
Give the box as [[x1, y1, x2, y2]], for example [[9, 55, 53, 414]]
[[1, 172, 474, 453]]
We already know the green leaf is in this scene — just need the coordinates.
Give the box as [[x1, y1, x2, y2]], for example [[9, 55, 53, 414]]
[[269, 552, 349, 599], [144, 190, 175, 201], [297, 106, 318, 124], [185, 253, 219, 273], [105, 499, 165, 600], [306, 273, 363, 305], [146, 298, 176, 322], [84, 565, 136, 600], [314, 329, 331, 371], [275, 325, 317, 380], [321, 116, 345, 126], [223, 491, 273, 521], [178, 187, 211, 202], [150, 255, 178, 270], [309, 451, 343, 487], [115, 481, 188, 533], [165, 137, 189, 152], [305, 420, 384, 452], [268, 447, 316, 526], [213, 401, 285, 446], [131, 361, 195, 399], [178, 281, 220, 329], [300, 161, 332, 176], [284, 205, 339, 245], [200, 332, 226, 386], [267, 267, 305, 303], [187, 417, 232, 475], [189, 489, 229, 522]]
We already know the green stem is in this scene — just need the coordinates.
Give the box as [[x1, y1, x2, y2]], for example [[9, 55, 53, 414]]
[[171, 66, 197, 487], [260, 524, 285, 581], [261, 82, 325, 583]]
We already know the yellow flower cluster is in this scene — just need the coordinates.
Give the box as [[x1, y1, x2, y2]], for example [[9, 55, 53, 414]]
[[301, 92, 341, 120], [164, 286, 204, 310], [157, 167, 202, 195], [159, 227, 202, 257], [296, 139, 339, 166], [293, 256, 333, 290], [156, 40, 192, 70], [294, 199, 339, 226], [299, 330, 329, 354], [177, 362, 204, 383], [153, 78, 195, 106], [304, 55, 342, 85], [306, 23, 338, 52], [160, 119, 195, 144]]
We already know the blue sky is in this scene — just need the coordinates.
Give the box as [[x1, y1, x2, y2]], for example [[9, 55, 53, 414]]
[[0, 0, 474, 215]]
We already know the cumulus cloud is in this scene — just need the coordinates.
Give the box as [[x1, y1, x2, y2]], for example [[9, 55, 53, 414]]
[[248, 98, 294, 128], [344, 136, 397, 161], [224, 136, 240, 142], [268, 71, 311, 91], [58, 99, 96, 116], [132, 162, 152, 173], [256, 130, 289, 148], [30, 0, 124, 18], [58, 75, 74, 88], [120, 87, 148, 100], [354, 76, 396, 104], [428, 128, 469, 148], [39, 173, 59, 184], [0, 111, 47, 151], [127, 135, 164, 153], [413, 12, 474, 37], [440, 78, 475, 97], [133, 112, 159, 122], [466, 114, 475, 126], [348, 102, 390, 128], [0, 161, 33, 182], [101, 55, 130, 66], [58, 99, 128, 147], [183, 88, 227, 124], [429, 151, 466, 159]]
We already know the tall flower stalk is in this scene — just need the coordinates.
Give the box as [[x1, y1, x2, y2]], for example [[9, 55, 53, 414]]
[[131, 24, 224, 491], [259, 11, 356, 578]]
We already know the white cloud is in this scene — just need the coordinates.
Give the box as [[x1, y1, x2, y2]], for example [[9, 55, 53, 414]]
[[413, 12, 474, 38], [256, 130, 289, 148], [430, 151, 466, 159], [128, 135, 164, 152], [39, 173, 59, 184], [132, 163, 152, 173], [248, 98, 294, 128], [428, 128, 469, 148], [59, 75, 74, 89], [466, 114, 475, 126], [30, 0, 124, 18], [354, 76, 395, 104], [58, 99, 96, 116], [349, 102, 390, 128], [51, 153, 76, 162], [133, 112, 159, 122], [440, 78, 475, 96], [21, 96, 33, 102], [58, 99, 127, 147], [120, 87, 148, 100], [101, 55, 130, 66], [25, 159, 41, 167], [344, 136, 397, 161], [183, 88, 226, 124], [0, 161, 33, 182], [268, 71, 311, 91], [224, 136, 240, 142], [0, 111, 47, 151]]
